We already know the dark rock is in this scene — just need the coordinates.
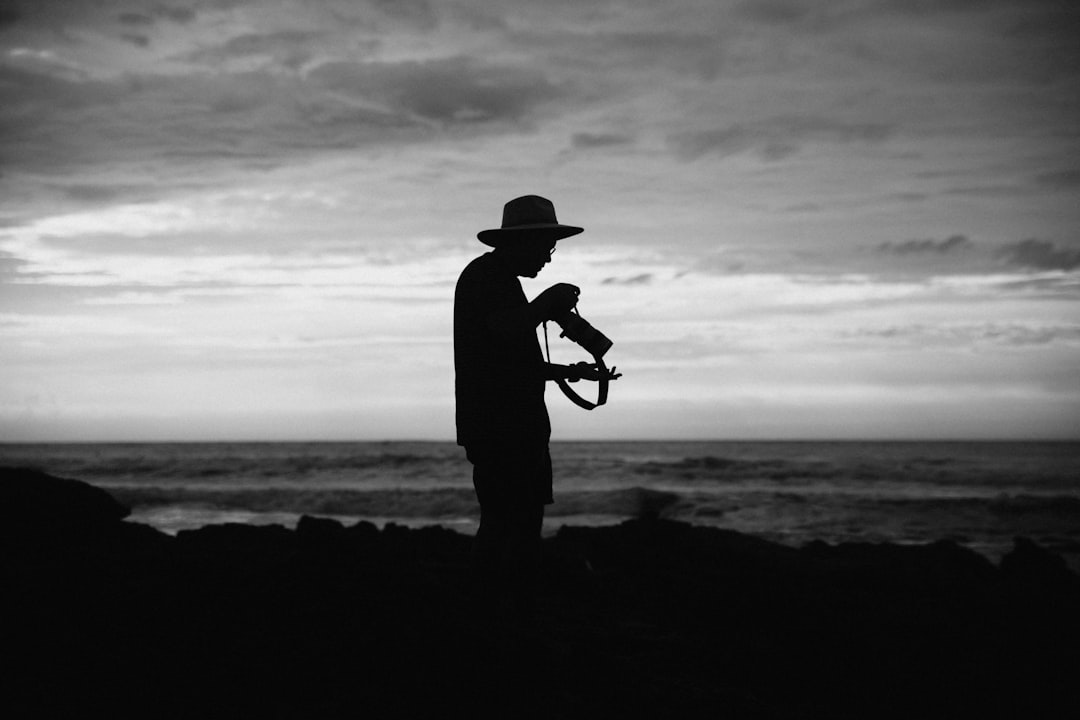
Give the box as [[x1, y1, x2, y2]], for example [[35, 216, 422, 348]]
[[0, 466, 129, 531], [174, 521, 296, 565], [800, 536, 999, 591], [1001, 535, 1077, 593], [3, 476, 1080, 719], [295, 513, 347, 547], [346, 518, 380, 543]]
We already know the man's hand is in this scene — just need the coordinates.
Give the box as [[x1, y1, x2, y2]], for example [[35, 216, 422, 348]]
[[567, 362, 622, 383], [533, 283, 580, 320]]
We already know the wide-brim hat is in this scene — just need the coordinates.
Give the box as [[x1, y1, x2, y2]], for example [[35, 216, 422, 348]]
[[477, 195, 584, 247]]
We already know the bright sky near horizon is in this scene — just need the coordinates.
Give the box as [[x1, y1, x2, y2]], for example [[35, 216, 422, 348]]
[[1, 0, 1078, 442]]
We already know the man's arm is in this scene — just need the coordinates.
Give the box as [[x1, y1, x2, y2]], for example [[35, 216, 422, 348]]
[[487, 303, 544, 335], [543, 362, 621, 382], [543, 362, 576, 381], [488, 283, 580, 335]]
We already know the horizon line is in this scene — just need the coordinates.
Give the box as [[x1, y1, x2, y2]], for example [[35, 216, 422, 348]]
[[2, 437, 1079, 445]]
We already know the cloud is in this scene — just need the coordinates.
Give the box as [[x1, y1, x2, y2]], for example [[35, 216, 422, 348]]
[[0, 3, 21, 28], [183, 30, 332, 71], [993, 275, 1080, 298], [732, 0, 816, 26], [0, 9, 578, 197], [999, 239, 1080, 272], [570, 132, 634, 150], [2, 0, 196, 34], [878, 235, 972, 256], [880, 0, 1008, 15], [505, 25, 726, 89], [309, 56, 563, 124], [364, 0, 438, 32], [0, 60, 429, 183], [0, 248, 25, 275], [943, 184, 1033, 199], [849, 322, 1080, 348], [46, 182, 155, 204], [602, 273, 653, 286], [1002, 4, 1080, 44], [584, 31, 724, 82], [0, 65, 134, 166], [117, 12, 155, 27], [723, 0, 1080, 93], [1034, 170, 1080, 189], [120, 33, 150, 47], [730, 0, 1027, 29], [117, 5, 196, 26], [668, 115, 893, 161]]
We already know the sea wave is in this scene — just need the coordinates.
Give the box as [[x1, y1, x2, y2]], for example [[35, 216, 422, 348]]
[[871, 493, 1080, 514], [5, 443, 465, 484], [102, 481, 1080, 526], [618, 451, 1080, 491], [103, 484, 687, 521], [629, 455, 839, 481], [105, 485, 479, 519], [6, 442, 1079, 492]]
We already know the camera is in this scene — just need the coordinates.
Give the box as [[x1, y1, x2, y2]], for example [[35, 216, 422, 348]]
[[553, 309, 613, 359]]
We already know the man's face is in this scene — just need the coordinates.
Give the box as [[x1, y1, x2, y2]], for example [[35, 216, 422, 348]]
[[506, 237, 557, 278]]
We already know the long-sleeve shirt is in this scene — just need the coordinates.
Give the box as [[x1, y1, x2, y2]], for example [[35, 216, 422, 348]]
[[454, 252, 550, 447]]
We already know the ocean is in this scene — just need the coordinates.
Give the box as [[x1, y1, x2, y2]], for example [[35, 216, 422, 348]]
[[3, 441, 1079, 569]]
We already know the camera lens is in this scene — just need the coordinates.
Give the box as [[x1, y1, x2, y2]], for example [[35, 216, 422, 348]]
[[557, 313, 612, 358]]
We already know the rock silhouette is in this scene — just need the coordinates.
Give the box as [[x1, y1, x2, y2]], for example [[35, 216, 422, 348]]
[[2, 466, 1078, 718]]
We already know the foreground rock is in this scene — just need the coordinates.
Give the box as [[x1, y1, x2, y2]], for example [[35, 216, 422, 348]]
[[2, 468, 1078, 718]]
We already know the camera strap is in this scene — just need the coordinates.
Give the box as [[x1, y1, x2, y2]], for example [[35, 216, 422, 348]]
[[543, 321, 609, 411]]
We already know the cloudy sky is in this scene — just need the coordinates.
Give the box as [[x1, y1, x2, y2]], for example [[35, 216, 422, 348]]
[[1, 0, 1078, 442]]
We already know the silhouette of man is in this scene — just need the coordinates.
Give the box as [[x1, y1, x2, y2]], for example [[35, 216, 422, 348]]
[[454, 195, 612, 613]]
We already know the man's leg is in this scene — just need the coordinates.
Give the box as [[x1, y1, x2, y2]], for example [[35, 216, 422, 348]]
[[504, 497, 544, 617], [471, 454, 510, 593], [468, 443, 549, 617]]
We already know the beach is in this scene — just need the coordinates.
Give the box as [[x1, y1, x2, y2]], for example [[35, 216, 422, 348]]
[[2, 440, 1078, 569], [3, 464, 1079, 718]]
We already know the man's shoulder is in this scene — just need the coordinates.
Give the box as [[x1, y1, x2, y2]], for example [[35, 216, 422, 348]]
[[459, 252, 496, 278], [458, 252, 513, 287]]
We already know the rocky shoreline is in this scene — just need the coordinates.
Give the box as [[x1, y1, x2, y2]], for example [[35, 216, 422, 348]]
[[3, 466, 1078, 718]]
